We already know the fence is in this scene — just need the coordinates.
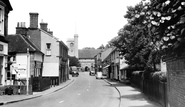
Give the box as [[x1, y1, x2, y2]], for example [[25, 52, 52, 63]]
[[131, 76, 167, 107], [32, 77, 51, 92]]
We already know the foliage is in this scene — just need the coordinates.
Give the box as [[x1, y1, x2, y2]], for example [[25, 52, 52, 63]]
[[68, 56, 81, 67], [110, 1, 161, 70], [97, 44, 105, 49], [149, 0, 185, 55], [151, 71, 167, 82], [132, 71, 144, 77]]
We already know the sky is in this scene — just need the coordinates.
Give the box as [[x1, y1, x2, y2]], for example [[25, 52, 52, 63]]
[[8, 0, 142, 49]]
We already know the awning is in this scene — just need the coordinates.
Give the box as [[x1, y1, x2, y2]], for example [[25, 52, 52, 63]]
[[103, 65, 110, 69], [120, 65, 129, 70]]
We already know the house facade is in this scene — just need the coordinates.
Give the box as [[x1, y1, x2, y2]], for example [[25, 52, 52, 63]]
[[0, 0, 12, 86], [15, 13, 69, 87], [6, 34, 44, 94]]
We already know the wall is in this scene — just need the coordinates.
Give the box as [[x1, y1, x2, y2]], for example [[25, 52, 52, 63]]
[[40, 31, 59, 76], [28, 29, 41, 50], [80, 59, 94, 70], [166, 56, 185, 107]]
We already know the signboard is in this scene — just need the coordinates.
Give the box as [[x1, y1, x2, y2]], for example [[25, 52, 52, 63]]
[[12, 64, 27, 79]]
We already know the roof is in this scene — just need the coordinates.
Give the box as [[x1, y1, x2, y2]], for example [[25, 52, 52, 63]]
[[2, 0, 13, 11], [78, 49, 102, 59], [101, 48, 115, 61], [102, 47, 117, 61], [6, 34, 43, 54]]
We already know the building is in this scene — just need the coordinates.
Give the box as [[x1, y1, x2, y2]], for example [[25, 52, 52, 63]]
[[79, 49, 101, 71], [66, 34, 78, 58], [6, 34, 44, 94], [15, 13, 69, 87], [0, 0, 12, 87]]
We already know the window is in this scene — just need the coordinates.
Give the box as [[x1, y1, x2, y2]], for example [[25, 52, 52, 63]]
[[70, 43, 74, 47], [0, 6, 4, 35], [46, 43, 51, 56]]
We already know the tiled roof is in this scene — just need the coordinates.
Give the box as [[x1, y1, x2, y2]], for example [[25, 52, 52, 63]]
[[101, 48, 115, 61], [78, 49, 102, 59], [6, 34, 43, 53]]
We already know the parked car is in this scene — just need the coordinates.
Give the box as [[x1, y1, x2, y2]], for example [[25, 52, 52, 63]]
[[72, 71, 79, 77], [96, 72, 103, 79], [89, 70, 95, 76]]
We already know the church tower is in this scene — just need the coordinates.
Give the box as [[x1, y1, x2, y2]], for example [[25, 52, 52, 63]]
[[66, 34, 79, 58], [74, 34, 78, 58]]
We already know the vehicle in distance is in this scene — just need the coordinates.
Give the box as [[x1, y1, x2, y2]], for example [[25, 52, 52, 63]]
[[96, 72, 103, 79], [89, 70, 95, 76], [72, 71, 79, 77]]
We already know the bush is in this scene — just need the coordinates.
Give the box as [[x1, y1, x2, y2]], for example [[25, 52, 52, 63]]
[[143, 68, 155, 79], [151, 71, 167, 82], [132, 71, 143, 77]]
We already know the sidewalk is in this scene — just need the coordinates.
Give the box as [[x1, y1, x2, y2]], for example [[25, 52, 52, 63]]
[[104, 79, 161, 107], [0, 77, 74, 106]]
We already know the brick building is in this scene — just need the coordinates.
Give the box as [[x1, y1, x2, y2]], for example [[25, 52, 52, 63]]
[[15, 13, 69, 88]]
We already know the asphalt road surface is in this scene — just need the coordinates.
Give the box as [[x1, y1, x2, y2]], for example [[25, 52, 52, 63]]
[[4, 72, 120, 107]]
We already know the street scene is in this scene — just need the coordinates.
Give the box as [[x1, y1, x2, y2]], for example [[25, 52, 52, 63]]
[[1, 72, 158, 107], [0, 0, 185, 107]]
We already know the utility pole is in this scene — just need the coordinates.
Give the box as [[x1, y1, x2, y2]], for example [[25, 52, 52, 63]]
[[26, 48, 29, 95]]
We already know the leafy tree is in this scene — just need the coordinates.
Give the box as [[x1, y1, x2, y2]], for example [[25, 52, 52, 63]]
[[110, 1, 161, 71], [149, 0, 185, 55], [69, 56, 81, 67], [97, 44, 105, 49]]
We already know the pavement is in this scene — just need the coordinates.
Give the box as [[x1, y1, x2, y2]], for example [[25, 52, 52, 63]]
[[104, 79, 161, 107], [0, 76, 75, 106]]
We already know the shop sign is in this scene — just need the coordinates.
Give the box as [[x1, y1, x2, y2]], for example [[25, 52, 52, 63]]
[[0, 44, 3, 51]]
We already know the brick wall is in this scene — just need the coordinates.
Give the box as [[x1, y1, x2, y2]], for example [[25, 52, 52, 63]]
[[28, 29, 41, 50], [166, 55, 185, 107]]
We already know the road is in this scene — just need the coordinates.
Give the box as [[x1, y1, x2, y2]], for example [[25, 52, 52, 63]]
[[3, 72, 120, 107]]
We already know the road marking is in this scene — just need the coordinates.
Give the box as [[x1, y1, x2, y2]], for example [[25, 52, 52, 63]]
[[77, 93, 81, 95], [59, 100, 64, 103]]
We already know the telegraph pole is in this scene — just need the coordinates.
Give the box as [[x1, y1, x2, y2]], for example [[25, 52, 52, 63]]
[[26, 48, 29, 95]]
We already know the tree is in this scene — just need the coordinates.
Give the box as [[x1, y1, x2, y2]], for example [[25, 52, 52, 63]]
[[110, 1, 161, 71], [149, 0, 185, 55], [97, 44, 105, 49], [68, 56, 81, 67]]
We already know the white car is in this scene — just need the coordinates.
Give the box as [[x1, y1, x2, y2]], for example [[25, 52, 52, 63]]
[[96, 72, 103, 79]]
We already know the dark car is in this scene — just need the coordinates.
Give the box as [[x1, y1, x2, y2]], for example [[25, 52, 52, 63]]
[[72, 71, 79, 77], [89, 70, 95, 76]]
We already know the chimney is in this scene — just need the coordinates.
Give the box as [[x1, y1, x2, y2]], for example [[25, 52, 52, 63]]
[[48, 31, 53, 35], [40, 22, 48, 32], [16, 22, 27, 36], [29, 13, 39, 28], [47, 29, 53, 35]]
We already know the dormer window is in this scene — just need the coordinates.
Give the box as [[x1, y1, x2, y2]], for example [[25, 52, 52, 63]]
[[0, 6, 4, 35], [46, 43, 51, 56]]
